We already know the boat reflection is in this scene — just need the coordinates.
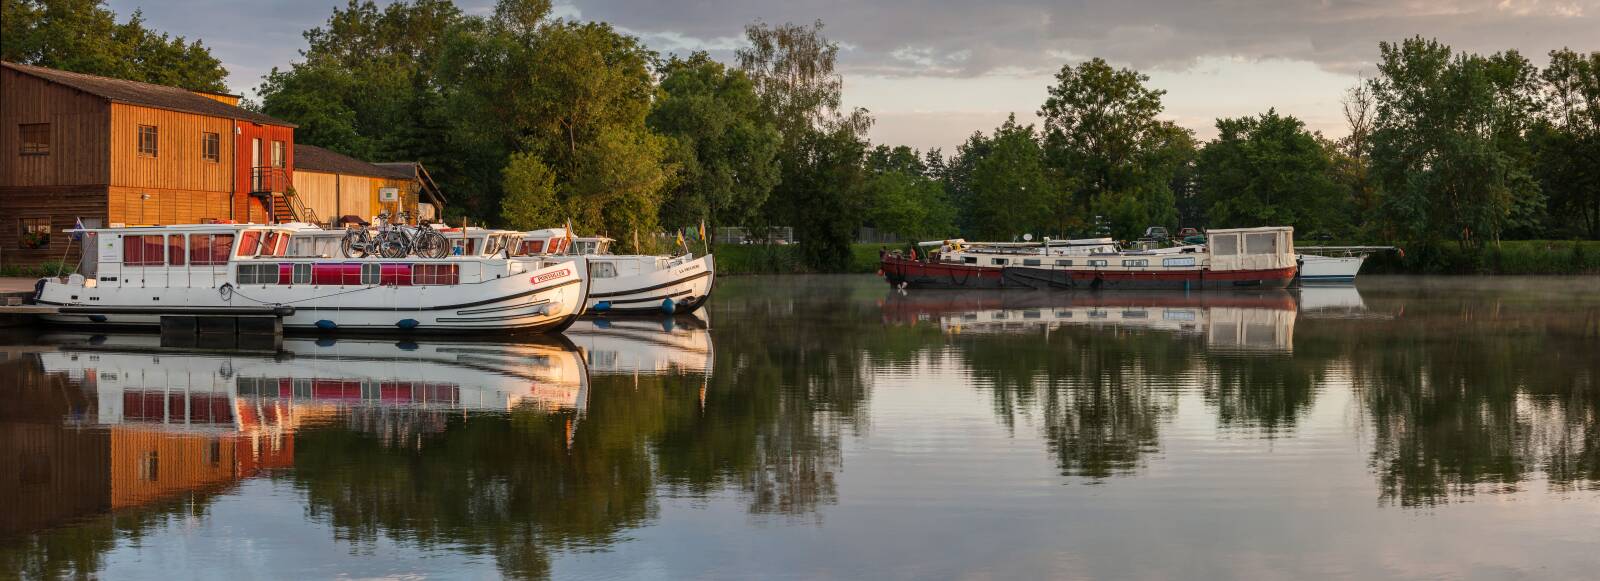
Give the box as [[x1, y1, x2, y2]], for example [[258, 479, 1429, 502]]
[[883, 291, 1301, 351], [564, 313, 713, 375]]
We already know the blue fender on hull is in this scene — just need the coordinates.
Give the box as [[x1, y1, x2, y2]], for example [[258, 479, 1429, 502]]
[[315, 319, 337, 330], [396, 318, 420, 330], [592, 300, 612, 312], [661, 298, 676, 314]]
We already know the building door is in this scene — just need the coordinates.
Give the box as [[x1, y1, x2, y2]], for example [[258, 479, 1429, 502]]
[[251, 138, 263, 190]]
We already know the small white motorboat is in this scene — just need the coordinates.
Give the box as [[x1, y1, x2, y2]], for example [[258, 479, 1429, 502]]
[[1295, 246, 1395, 284]]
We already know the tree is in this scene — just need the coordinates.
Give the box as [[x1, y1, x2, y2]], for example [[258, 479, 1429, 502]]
[[649, 52, 782, 232], [860, 145, 956, 241], [2, 0, 227, 91], [499, 152, 560, 230], [1368, 37, 1543, 247], [961, 115, 1056, 240], [1532, 48, 1600, 239], [1038, 58, 1187, 239], [1193, 109, 1346, 234], [737, 19, 872, 268]]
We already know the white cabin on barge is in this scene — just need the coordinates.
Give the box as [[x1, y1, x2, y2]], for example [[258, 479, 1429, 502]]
[[35, 224, 588, 333]]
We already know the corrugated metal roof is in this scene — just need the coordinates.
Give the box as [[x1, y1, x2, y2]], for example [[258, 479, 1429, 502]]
[[295, 144, 413, 179], [2, 61, 294, 127]]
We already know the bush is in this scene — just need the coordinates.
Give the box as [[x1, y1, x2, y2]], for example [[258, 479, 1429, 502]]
[[1368, 240, 1600, 275]]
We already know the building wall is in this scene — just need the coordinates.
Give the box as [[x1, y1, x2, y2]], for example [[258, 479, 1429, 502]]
[[107, 185, 231, 226], [234, 122, 294, 223], [108, 103, 233, 192], [0, 68, 111, 187], [291, 170, 339, 223], [0, 185, 106, 267], [340, 174, 373, 220]]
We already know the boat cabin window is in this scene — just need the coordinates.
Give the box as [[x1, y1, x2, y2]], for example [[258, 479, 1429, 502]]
[[991, 258, 1008, 265], [412, 264, 459, 285], [237, 263, 277, 285], [964, 256, 977, 264], [167, 236, 186, 265], [123, 235, 166, 266], [1122, 259, 1148, 267], [1023, 259, 1041, 266], [361, 263, 381, 285], [452, 238, 476, 256], [1056, 259, 1073, 267], [1245, 232, 1277, 255], [189, 234, 234, 265], [291, 263, 312, 284], [1162, 257, 1196, 267], [1089, 259, 1108, 267], [520, 240, 545, 255], [592, 261, 618, 278], [237, 231, 262, 257], [1211, 234, 1238, 256]]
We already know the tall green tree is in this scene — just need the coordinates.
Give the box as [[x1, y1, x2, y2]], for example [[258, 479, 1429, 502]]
[[1194, 109, 1346, 234], [958, 115, 1056, 240], [737, 20, 872, 268], [2, 0, 227, 91], [649, 52, 781, 232], [1532, 48, 1600, 239], [1368, 37, 1544, 247], [860, 145, 956, 241], [1038, 58, 1188, 239]]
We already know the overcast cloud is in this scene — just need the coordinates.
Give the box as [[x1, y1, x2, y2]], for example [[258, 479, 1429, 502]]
[[106, 0, 1600, 151]]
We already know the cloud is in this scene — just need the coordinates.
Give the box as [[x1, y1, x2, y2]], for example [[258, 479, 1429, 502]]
[[570, 0, 1600, 77]]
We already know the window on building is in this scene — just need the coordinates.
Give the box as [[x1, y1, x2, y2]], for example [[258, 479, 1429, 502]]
[[19, 123, 49, 155], [272, 141, 286, 168], [139, 451, 159, 482], [189, 234, 235, 265], [138, 125, 158, 157], [202, 132, 220, 162], [18, 217, 50, 249], [237, 263, 278, 285], [122, 235, 165, 266]]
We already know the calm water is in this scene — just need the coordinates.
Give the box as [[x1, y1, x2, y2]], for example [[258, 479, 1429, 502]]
[[3, 275, 1600, 580]]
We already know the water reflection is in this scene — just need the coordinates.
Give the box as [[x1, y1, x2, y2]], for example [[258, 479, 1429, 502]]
[[5, 277, 1600, 578]]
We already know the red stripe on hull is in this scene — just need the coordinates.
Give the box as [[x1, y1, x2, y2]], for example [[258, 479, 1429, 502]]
[[881, 256, 1296, 290]]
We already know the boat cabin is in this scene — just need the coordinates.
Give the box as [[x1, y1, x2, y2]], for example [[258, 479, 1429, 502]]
[[70, 224, 539, 290], [1205, 227, 1296, 272], [441, 227, 522, 257]]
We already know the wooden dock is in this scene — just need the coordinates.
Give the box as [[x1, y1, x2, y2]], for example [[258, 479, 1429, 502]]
[[0, 277, 288, 337]]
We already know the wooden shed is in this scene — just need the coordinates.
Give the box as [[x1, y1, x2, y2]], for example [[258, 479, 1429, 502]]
[[292, 144, 444, 224]]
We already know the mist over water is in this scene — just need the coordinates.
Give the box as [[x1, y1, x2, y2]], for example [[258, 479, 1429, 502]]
[[3, 275, 1599, 579]]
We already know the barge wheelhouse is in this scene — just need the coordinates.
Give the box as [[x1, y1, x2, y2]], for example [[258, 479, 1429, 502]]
[[883, 227, 1297, 290], [35, 224, 588, 333]]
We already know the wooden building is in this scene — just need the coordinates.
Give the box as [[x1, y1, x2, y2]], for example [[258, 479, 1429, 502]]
[[292, 144, 446, 224], [0, 62, 297, 266]]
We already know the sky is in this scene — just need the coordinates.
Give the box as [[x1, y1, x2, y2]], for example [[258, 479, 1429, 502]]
[[107, 0, 1600, 152]]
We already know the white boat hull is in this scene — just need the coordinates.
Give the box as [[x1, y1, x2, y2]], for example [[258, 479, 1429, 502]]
[[551, 254, 714, 315], [35, 259, 589, 333], [1297, 254, 1365, 284]]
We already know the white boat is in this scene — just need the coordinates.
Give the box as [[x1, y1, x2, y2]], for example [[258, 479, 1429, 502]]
[[562, 313, 714, 375], [1295, 246, 1393, 284], [35, 223, 589, 333], [517, 229, 714, 315]]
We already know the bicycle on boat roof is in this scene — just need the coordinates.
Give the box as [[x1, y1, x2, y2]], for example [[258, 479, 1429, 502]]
[[341, 210, 451, 259]]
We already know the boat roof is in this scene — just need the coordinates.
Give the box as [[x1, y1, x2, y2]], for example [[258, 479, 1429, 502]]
[[1207, 226, 1293, 234], [70, 223, 297, 234]]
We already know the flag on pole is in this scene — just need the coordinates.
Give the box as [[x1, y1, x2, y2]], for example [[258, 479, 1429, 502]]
[[698, 220, 706, 242], [675, 229, 685, 248]]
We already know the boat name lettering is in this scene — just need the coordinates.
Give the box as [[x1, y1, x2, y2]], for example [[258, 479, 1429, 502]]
[[532, 269, 571, 284]]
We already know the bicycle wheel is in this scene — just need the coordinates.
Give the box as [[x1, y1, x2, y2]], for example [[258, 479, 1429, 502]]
[[415, 229, 451, 259], [341, 230, 369, 258], [375, 231, 409, 258]]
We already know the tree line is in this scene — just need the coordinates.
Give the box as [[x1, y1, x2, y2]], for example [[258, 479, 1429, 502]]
[[4, 0, 1599, 268]]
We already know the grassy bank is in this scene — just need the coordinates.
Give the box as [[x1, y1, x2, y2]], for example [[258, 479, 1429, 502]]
[[0, 260, 68, 278], [713, 243, 882, 275], [1363, 240, 1600, 275]]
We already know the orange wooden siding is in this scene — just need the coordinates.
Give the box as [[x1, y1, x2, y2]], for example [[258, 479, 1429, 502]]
[[109, 427, 239, 510], [109, 103, 233, 193], [108, 186, 231, 226]]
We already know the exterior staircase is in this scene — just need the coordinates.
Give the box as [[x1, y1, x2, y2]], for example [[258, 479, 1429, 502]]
[[250, 166, 320, 225]]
